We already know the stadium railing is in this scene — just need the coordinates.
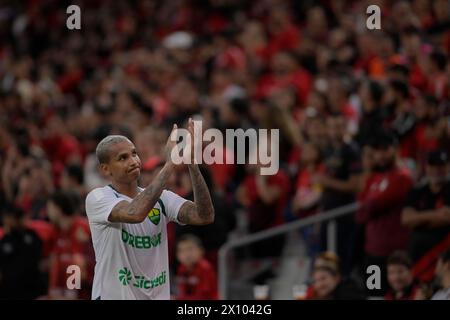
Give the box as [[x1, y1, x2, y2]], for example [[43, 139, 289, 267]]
[[218, 202, 360, 299]]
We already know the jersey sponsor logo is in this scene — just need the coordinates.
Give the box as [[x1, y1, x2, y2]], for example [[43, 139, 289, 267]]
[[121, 229, 162, 249], [118, 267, 132, 285], [118, 269, 167, 289], [148, 208, 161, 225]]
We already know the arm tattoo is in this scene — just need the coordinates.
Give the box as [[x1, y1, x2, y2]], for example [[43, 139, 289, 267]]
[[177, 201, 197, 225], [109, 163, 173, 223], [178, 165, 214, 225]]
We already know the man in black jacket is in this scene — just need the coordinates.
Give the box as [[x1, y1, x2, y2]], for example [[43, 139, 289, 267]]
[[402, 150, 450, 263], [0, 205, 45, 300]]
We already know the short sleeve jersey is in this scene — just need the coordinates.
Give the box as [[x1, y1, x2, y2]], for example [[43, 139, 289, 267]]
[[85, 185, 187, 300]]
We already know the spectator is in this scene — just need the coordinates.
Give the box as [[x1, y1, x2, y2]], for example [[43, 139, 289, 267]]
[[0, 205, 45, 300], [46, 191, 93, 300], [431, 249, 450, 300], [302, 113, 328, 154], [265, 4, 301, 62], [356, 130, 414, 295], [302, 251, 342, 299], [259, 98, 302, 165], [398, 28, 428, 91], [426, 50, 448, 100], [292, 142, 325, 257], [60, 164, 86, 198], [41, 115, 83, 175], [316, 113, 360, 211], [384, 80, 417, 161], [402, 150, 450, 282], [256, 51, 312, 107], [175, 234, 218, 300], [237, 162, 290, 259], [313, 113, 360, 275], [2, 145, 54, 219], [385, 251, 419, 300], [305, 251, 366, 300], [413, 95, 450, 170], [327, 76, 359, 136], [293, 142, 325, 216], [356, 80, 385, 147]]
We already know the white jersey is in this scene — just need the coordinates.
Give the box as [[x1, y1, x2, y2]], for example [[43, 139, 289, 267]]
[[85, 185, 187, 300]]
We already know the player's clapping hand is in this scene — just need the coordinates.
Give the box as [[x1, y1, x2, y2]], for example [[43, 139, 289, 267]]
[[164, 118, 199, 167], [187, 117, 198, 165], [164, 124, 179, 166]]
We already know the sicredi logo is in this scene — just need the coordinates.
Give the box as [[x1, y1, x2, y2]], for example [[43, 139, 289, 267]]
[[118, 269, 167, 289], [118, 267, 132, 286]]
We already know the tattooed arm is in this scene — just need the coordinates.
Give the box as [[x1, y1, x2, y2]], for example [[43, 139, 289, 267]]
[[178, 164, 215, 225], [108, 162, 175, 223]]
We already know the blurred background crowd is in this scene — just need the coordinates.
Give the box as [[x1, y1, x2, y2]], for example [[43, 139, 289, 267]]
[[0, 0, 449, 300]]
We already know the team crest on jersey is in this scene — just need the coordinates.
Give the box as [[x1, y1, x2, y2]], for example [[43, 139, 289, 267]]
[[148, 208, 161, 225]]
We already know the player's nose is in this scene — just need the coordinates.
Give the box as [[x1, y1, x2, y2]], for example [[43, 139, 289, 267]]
[[129, 156, 140, 169]]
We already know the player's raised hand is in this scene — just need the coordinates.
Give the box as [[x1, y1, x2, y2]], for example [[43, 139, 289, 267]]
[[165, 124, 179, 166], [165, 118, 199, 166], [187, 117, 196, 165]]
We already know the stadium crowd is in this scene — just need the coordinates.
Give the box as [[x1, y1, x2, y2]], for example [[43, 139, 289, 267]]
[[0, 0, 449, 299]]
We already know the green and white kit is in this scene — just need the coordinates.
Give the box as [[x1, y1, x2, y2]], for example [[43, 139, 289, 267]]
[[85, 185, 187, 300]]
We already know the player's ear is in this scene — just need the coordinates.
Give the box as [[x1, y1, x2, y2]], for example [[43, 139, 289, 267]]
[[100, 163, 112, 177]]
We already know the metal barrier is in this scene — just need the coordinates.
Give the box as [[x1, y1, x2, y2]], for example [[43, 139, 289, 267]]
[[218, 202, 360, 299]]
